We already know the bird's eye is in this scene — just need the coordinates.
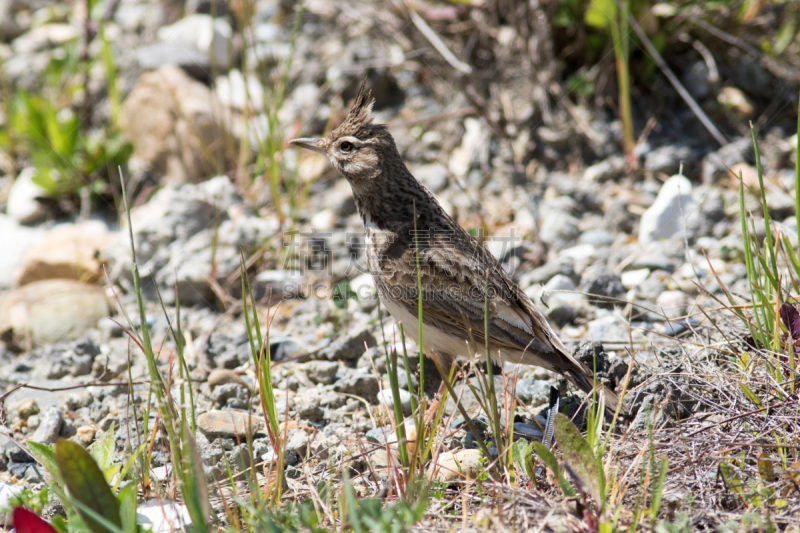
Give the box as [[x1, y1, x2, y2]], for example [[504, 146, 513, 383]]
[[340, 141, 354, 153]]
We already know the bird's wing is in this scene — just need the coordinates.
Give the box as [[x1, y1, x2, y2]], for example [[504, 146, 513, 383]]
[[376, 225, 558, 359]]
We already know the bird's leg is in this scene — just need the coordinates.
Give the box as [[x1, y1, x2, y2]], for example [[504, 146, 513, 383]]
[[423, 354, 455, 429], [423, 380, 447, 428]]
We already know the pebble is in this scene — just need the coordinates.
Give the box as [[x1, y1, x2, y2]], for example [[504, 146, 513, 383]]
[[621, 268, 650, 289], [196, 411, 265, 439], [639, 175, 695, 244], [656, 290, 688, 319], [6, 168, 48, 225], [303, 361, 339, 385], [137, 500, 192, 532], [323, 325, 376, 361], [29, 407, 63, 445], [514, 378, 551, 408], [377, 388, 413, 416], [76, 426, 96, 445], [427, 449, 483, 483], [207, 369, 250, 392], [17, 399, 40, 421]]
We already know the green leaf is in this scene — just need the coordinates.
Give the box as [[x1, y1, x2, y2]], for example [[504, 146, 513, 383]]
[[117, 484, 139, 533], [739, 382, 762, 408], [91, 423, 117, 483], [650, 457, 668, 520], [54, 440, 122, 533], [585, 0, 616, 29], [114, 443, 146, 492], [553, 413, 603, 507], [511, 440, 532, 475], [533, 442, 576, 497], [27, 442, 64, 487]]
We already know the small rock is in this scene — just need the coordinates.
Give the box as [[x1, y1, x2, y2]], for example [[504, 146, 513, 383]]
[[656, 290, 687, 320], [17, 400, 40, 421], [323, 325, 376, 361], [413, 163, 449, 192], [539, 211, 579, 248], [366, 427, 390, 445], [285, 429, 310, 459], [29, 407, 63, 445], [620, 268, 650, 289], [514, 378, 550, 408], [350, 273, 376, 301], [638, 175, 695, 244], [0, 280, 111, 348], [14, 222, 114, 286], [718, 87, 755, 117], [215, 69, 264, 110], [196, 411, 264, 439], [334, 371, 380, 403], [579, 229, 614, 247], [137, 500, 192, 532], [207, 369, 250, 392], [644, 144, 701, 176], [377, 388, 413, 416], [682, 60, 711, 100], [583, 155, 626, 182], [580, 266, 624, 308], [156, 14, 232, 72], [428, 449, 483, 483], [210, 383, 250, 409], [76, 426, 96, 446], [303, 361, 339, 385], [6, 168, 48, 225]]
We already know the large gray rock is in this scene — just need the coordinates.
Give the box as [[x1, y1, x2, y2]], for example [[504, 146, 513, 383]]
[[106, 177, 278, 305], [638, 175, 695, 245]]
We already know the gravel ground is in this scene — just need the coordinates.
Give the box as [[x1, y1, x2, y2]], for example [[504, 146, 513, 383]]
[[1, 0, 800, 530]]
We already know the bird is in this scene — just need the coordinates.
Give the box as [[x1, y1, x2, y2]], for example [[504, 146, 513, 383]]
[[289, 81, 623, 417]]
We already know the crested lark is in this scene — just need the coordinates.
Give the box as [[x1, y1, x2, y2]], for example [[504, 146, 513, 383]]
[[290, 82, 622, 415]]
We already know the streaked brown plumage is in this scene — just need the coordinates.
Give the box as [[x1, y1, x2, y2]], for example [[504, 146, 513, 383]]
[[290, 82, 623, 415]]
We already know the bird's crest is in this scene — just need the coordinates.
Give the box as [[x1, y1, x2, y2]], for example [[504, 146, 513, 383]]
[[330, 79, 387, 139]]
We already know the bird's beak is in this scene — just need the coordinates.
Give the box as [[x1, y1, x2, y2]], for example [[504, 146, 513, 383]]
[[288, 137, 326, 155]]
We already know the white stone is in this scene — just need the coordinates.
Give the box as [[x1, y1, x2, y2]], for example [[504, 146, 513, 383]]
[[310, 208, 336, 231], [656, 290, 687, 319], [638, 175, 695, 244], [621, 268, 650, 289], [137, 500, 192, 532], [0, 482, 23, 510], [215, 69, 264, 110], [544, 274, 576, 292], [377, 388, 413, 416], [157, 14, 232, 70], [351, 273, 376, 301], [6, 168, 48, 224]]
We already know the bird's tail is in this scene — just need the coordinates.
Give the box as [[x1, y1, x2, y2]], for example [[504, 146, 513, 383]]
[[563, 365, 626, 417]]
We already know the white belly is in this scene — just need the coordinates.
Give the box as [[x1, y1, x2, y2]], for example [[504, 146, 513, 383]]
[[381, 295, 468, 359]]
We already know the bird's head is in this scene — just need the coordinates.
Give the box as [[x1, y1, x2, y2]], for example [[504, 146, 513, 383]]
[[289, 80, 395, 184]]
